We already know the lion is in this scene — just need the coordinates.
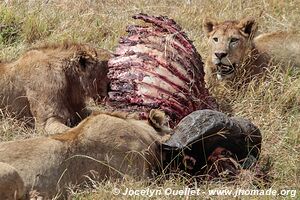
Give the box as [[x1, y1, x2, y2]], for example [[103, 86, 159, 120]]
[[0, 42, 111, 134], [0, 109, 170, 199], [203, 17, 300, 85]]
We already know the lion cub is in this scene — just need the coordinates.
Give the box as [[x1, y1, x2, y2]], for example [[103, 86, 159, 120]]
[[0, 42, 111, 134], [203, 17, 300, 85]]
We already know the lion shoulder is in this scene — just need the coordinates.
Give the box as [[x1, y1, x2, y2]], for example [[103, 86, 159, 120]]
[[51, 109, 169, 143], [254, 31, 300, 66]]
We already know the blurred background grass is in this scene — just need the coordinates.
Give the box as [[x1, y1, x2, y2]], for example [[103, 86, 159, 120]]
[[0, 0, 299, 199]]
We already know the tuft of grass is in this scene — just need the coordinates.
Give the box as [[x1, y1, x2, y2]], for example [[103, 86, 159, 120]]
[[0, 111, 39, 142], [0, 5, 21, 45], [21, 13, 53, 43]]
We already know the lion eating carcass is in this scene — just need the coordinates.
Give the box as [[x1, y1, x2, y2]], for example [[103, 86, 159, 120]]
[[0, 42, 111, 134]]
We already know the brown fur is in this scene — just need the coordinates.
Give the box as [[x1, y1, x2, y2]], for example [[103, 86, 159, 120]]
[[203, 17, 300, 86], [0, 42, 111, 134], [0, 109, 170, 199]]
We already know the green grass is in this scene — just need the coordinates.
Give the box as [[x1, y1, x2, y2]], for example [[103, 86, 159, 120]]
[[0, 0, 299, 199]]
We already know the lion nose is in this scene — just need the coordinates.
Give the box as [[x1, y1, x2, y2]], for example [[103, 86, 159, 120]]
[[215, 52, 228, 59]]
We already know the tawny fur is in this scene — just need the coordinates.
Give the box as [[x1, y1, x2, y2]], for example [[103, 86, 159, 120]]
[[0, 110, 170, 199], [0, 42, 111, 134], [203, 17, 300, 86]]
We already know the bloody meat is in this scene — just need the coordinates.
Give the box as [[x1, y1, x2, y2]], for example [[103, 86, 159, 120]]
[[106, 13, 217, 126]]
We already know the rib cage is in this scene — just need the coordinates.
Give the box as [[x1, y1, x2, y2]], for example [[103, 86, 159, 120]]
[[106, 13, 217, 126]]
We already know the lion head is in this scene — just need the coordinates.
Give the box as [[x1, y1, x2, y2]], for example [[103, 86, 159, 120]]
[[68, 45, 111, 101], [203, 17, 258, 80]]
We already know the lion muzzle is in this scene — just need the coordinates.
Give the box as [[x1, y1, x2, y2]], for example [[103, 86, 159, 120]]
[[216, 63, 235, 80]]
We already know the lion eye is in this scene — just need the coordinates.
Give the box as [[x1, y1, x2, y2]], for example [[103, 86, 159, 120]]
[[230, 38, 239, 43], [213, 37, 218, 42]]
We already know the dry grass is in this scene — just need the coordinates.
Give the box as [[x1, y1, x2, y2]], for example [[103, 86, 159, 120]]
[[0, 0, 299, 199]]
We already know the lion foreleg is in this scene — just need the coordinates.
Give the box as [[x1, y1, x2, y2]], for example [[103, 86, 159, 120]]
[[44, 117, 70, 134]]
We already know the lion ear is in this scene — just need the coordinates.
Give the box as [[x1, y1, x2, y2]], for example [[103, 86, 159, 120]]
[[203, 18, 217, 37], [148, 109, 171, 133], [78, 55, 88, 70], [77, 52, 95, 72], [238, 17, 257, 38], [71, 51, 89, 71]]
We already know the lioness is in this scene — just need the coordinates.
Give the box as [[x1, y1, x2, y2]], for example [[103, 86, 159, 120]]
[[203, 17, 300, 84], [0, 109, 170, 199], [0, 42, 111, 134]]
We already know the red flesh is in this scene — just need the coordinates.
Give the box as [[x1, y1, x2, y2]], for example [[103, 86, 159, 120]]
[[106, 13, 217, 126]]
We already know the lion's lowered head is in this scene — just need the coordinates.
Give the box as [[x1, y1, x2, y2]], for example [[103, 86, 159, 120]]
[[203, 17, 258, 80], [65, 44, 111, 101]]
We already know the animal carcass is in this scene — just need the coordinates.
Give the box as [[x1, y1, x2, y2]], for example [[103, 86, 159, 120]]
[[106, 13, 217, 126]]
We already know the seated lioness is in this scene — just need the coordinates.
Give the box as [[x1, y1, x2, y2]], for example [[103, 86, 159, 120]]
[[203, 17, 300, 85], [0, 109, 170, 199]]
